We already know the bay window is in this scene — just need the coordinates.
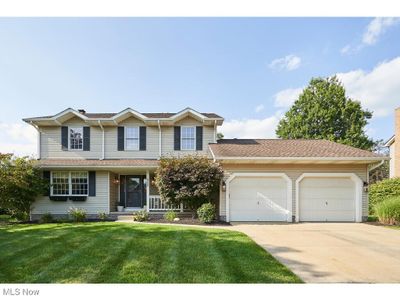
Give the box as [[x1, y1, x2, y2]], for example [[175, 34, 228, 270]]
[[51, 171, 88, 196]]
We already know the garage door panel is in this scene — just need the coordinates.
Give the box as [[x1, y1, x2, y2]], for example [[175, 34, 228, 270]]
[[230, 176, 289, 222], [299, 177, 355, 222]]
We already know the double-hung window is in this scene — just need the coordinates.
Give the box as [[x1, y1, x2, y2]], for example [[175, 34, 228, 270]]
[[181, 126, 196, 150], [51, 171, 88, 196], [125, 127, 139, 150], [69, 127, 83, 150]]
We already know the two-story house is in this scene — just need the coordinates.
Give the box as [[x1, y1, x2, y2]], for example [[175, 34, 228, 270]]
[[24, 107, 387, 223]]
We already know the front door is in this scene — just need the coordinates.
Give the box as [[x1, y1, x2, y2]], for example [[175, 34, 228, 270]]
[[125, 176, 144, 208]]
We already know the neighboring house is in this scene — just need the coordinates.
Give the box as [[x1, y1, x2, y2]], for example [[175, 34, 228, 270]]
[[24, 107, 387, 223], [384, 107, 400, 178]]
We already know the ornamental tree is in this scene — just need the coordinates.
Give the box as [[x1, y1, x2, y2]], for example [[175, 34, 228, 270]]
[[155, 155, 224, 215], [276, 76, 374, 150], [0, 153, 47, 220]]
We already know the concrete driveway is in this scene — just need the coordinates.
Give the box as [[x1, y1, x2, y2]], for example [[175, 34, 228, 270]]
[[231, 223, 400, 283]]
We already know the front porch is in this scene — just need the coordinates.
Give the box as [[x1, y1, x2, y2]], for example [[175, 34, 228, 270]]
[[109, 171, 190, 213]]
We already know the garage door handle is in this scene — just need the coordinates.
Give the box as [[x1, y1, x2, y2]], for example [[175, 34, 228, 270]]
[[326, 201, 328, 205]]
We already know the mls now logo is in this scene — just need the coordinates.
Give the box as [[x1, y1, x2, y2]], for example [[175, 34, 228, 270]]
[[3, 288, 40, 296]]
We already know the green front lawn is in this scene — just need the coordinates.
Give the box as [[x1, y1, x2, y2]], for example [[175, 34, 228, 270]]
[[0, 222, 301, 283]]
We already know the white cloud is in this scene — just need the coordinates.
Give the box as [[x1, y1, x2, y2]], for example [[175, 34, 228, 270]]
[[254, 104, 264, 113], [363, 17, 400, 45], [337, 56, 400, 117], [0, 122, 37, 157], [272, 56, 400, 118], [269, 54, 301, 71], [341, 18, 400, 54], [340, 44, 352, 55], [274, 87, 303, 108], [220, 113, 282, 139]]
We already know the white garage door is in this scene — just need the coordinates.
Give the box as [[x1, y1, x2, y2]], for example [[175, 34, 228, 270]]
[[299, 177, 355, 222], [229, 176, 290, 221]]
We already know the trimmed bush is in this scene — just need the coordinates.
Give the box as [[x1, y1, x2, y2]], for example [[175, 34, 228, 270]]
[[133, 210, 149, 222], [374, 196, 400, 225], [197, 203, 215, 224], [369, 178, 400, 214], [68, 207, 87, 222], [164, 210, 177, 222], [98, 212, 108, 221], [40, 212, 54, 223]]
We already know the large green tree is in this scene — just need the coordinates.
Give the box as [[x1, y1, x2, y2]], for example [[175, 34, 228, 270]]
[[0, 154, 47, 220], [276, 76, 374, 150]]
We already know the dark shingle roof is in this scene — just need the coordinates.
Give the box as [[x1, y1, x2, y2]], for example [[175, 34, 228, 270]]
[[209, 139, 385, 158]]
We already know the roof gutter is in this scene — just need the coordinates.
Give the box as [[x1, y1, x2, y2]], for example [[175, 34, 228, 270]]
[[368, 159, 386, 172], [214, 156, 389, 161]]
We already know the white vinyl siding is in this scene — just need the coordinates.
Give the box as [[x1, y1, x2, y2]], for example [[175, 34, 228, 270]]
[[219, 164, 368, 220], [39, 115, 215, 159], [162, 117, 214, 157], [40, 117, 102, 159], [32, 171, 109, 215], [104, 117, 158, 159]]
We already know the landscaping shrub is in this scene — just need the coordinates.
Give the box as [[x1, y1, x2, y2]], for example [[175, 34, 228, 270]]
[[374, 196, 400, 225], [155, 155, 223, 215], [133, 210, 149, 222], [68, 207, 87, 222], [197, 203, 215, 223], [0, 154, 48, 221], [40, 212, 54, 223], [164, 210, 177, 222], [98, 212, 108, 221], [369, 178, 400, 214]]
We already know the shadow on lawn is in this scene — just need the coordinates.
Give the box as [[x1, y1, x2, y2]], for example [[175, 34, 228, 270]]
[[0, 223, 302, 283]]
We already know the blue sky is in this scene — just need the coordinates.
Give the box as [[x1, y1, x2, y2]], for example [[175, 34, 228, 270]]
[[0, 17, 399, 156]]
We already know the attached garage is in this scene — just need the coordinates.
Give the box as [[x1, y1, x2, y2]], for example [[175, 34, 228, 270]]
[[296, 173, 363, 222], [226, 173, 292, 222]]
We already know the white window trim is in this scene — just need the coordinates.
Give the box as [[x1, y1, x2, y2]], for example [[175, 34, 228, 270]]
[[180, 126, 196, 151], [124, 126, 140, 151], [68, 126, 84, 151], [50, 171, 89, 196]]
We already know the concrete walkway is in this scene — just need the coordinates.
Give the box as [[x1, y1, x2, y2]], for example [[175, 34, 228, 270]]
[[231, 222, 400, 283]]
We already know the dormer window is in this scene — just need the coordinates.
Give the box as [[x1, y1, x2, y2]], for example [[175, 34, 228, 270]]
[[181, 126, 196, 150], [69, 127, 83, 150], [125, 127, 140, 150]]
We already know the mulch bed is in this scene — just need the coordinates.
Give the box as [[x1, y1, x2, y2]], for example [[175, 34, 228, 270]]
[[146, 216, 230, 226]]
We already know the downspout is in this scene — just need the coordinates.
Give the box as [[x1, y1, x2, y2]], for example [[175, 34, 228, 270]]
[[98, 120, 105, 160], [158, 120, 162, 157], [368, 159, 385, 173]]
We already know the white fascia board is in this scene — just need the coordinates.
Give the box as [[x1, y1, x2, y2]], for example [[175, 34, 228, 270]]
[[215, 156, 389, 161], [112, 108, 149, 122]]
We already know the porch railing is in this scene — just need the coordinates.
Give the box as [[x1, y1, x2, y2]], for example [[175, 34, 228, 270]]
[[149, 195, 187, 211]]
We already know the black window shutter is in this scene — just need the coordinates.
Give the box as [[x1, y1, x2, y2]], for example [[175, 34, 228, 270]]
[[196, 126, 203, 151], [83, 127, 90, 151], [88, 171, 96, 196], [139, 127, 146, 151], [43, 171, 51, 196], [174, 126, 181, 150], [117, 127, 124, 151], [61, 126, 68, 150]]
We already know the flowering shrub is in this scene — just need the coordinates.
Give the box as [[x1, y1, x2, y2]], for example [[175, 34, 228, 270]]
[[68, 207, 87, 222], [155, 155, 223, 213]]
